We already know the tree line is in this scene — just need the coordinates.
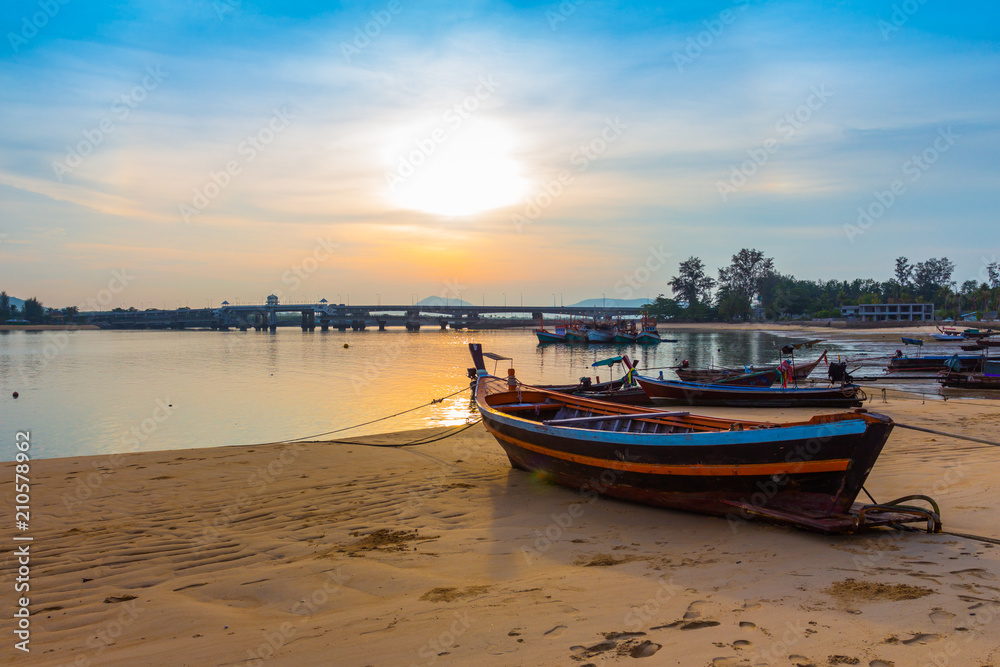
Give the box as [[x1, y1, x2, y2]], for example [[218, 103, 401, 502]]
[[647, 250, 1000, 322]]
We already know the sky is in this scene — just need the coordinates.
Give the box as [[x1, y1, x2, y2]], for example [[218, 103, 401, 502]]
[[1, 0, 998, 310]]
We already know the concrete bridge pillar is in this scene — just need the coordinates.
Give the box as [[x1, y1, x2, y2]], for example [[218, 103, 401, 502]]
[[320, 316, 330, 331], [377, 320, 387, 331], [268, 310, 277, 332], [337, 321, 347, 331]]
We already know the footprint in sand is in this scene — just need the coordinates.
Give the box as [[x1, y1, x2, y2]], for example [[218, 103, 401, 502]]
[[928, 608, 955, 624], [870, 661, 895, 667], [902, 632, 941, 645], [710, 658, 741, 667], [684, 600, 710, 619], [544, 625, 566, 637], [629, 641, 661, 658], [949, 568, 998, 581], [738, 621, 756, 630], [733, 639, 751, 648]]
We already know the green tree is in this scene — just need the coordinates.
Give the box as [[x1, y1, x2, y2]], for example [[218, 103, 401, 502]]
[[913, 257, 955, 302], [0, 291, 9, 322], [717, 249, 774, 320], [668, 257, 715, 308], [22, 297, 44, 323]]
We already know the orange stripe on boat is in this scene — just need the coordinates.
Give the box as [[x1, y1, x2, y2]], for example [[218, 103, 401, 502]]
[[484, 423, 850, 477]]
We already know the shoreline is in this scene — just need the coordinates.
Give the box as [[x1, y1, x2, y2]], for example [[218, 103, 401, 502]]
[[0, 324, 99, 331], [4, 393, 999, 665]]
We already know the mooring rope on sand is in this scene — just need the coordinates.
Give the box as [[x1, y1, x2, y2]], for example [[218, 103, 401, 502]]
[[240, 386, 473, 448], [894, 422, 1000, 449]]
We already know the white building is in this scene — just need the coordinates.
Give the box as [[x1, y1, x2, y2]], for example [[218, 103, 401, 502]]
[[840, 303, 934, 321]]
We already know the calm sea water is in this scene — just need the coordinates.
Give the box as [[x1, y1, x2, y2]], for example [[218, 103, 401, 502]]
[[0, 326, 970, 461]]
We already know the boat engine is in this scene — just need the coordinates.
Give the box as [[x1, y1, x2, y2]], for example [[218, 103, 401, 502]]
[[828, 362, 853, 385]]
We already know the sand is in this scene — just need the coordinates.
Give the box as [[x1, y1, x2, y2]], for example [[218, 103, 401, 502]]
[[2, 394, 1000, 666]]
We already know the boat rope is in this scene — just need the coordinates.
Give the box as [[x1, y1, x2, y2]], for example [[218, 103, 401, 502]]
[[317, 419, 484, 448], [864, 490, 1000, 545], [239, 386, 473, 447], [893, 422, 1000, 449]]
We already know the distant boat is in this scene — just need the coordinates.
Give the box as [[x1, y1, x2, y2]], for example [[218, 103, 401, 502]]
[[636, 315, 661, 345], [468, 343, 935, 534], [675, 350, 828, 383], [901, 337, 923, 347], [931, 333, 964, 342], [535, 316, 568, 343], [586, 328, 616, 343]]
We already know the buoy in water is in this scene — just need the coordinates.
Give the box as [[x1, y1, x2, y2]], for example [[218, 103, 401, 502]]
[[12, 391, 18, 398], [343, 343, 349, 348]]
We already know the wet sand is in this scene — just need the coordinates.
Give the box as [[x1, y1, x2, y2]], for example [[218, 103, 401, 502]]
[[2, 394, 999, 666]]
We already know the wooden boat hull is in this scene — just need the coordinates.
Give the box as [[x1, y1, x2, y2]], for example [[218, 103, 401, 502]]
[[474, 380, 892, 529], [636, 332, 660, 344], [614, 333, 637, 343], [635, 377, 863, 408], [931, 334, 964, 342]]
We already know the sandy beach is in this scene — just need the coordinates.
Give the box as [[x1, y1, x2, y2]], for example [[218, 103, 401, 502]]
[[3, 391, 999, 667]]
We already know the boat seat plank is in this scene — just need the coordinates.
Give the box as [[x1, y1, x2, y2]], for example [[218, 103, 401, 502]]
[[543, 411, 690, 426]]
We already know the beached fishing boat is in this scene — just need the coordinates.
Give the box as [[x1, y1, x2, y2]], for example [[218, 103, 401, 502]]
[[888, 352, 981, 372], [675, 350, 828, 383], [468, 343, 938, 533], [629, 359, 863, 408], [938, 356, 1000, 389], [931, 333, 964, 342]]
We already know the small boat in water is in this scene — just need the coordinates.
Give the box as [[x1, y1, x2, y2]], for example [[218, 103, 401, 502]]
[[535, 317, 568, 343], [635, 315, 661, 344], [613, 318, 638, 343], [468, 343, 939, 534]]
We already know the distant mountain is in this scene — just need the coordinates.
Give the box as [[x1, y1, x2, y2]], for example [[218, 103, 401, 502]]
[[415, 296, 476, 307], [568, 298, 652, 308], [3, 295, 25, 311]]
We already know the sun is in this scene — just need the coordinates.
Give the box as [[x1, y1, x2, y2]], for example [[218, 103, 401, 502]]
[[385, 119, 528, 217]]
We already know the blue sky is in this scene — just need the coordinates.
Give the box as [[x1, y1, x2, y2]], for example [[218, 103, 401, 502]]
[[1, 1, 998, 308]]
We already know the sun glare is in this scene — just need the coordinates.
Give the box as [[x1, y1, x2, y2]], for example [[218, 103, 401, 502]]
[[385, 119, 528, 217]]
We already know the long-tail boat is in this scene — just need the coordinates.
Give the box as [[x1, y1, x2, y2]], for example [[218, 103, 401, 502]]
[[628, 359, 863, 408], [675, 350, 828, 383], [938, 356, 1000, 389], [468, 344, 939, 534], [888, 351, 982, 372]]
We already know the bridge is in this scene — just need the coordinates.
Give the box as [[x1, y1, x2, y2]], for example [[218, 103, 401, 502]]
[[82, 301, 646, 331]]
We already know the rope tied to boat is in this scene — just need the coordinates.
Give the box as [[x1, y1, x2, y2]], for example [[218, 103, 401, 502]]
[[894, 422, 1000, 449]]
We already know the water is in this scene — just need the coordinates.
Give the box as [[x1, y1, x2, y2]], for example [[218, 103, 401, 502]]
[[0, 327, 979, 460]]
